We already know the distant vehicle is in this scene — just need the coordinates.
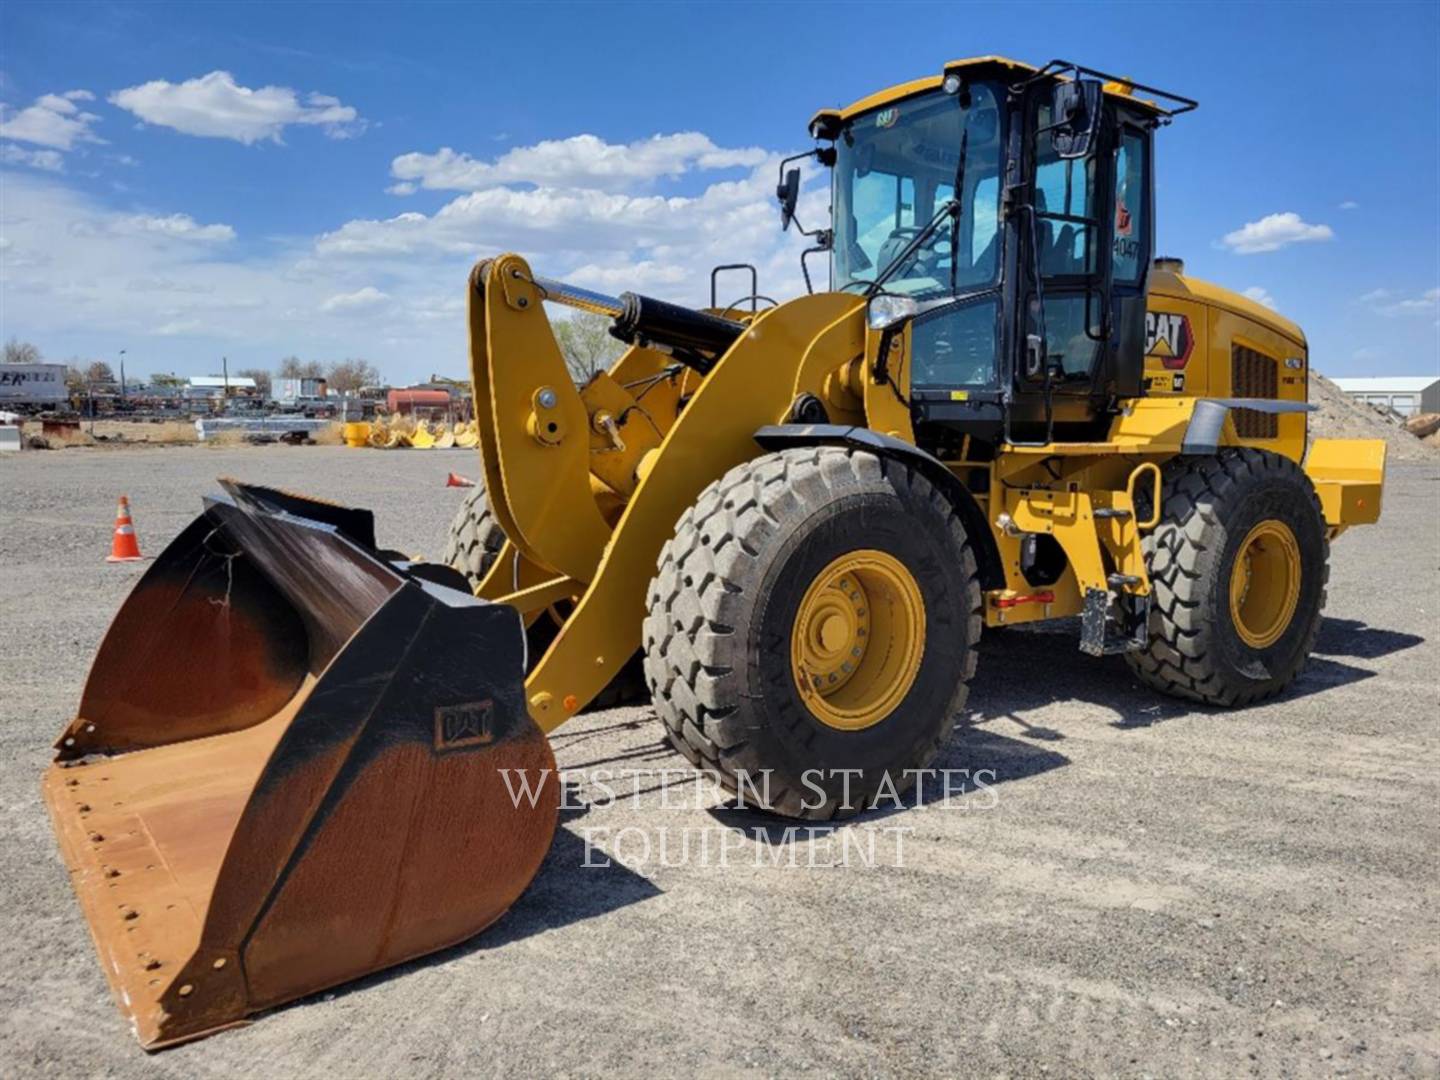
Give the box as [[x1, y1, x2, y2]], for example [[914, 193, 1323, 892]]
[[0, 363, 68, 412]]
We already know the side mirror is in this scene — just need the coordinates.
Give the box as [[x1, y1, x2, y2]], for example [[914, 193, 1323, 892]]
[[1051, 78, 1102, 159], [777, 168, 801, 232]]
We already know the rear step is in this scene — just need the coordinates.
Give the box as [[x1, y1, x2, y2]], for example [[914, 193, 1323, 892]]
[[44, 480, 558, 1049], [1079, 586, 1151, 656]]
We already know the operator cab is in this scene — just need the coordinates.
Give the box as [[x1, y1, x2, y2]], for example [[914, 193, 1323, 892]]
[[789, 58, 1195, 450]]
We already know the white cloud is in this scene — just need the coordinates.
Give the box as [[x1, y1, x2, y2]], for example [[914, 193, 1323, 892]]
[[320, 286, 390, 312], [1220, 212, 1334, 255], [0, 126, 824, 382], [1363, 286, 1440, 317], [107, 213, 236, 242], [389, 132, 769, 194], [109, 71, 363, 144], [153, 318, 205, 336], [1, 144, 65, 171], [1338, 200, 1359, 210], [0, 89, 104, 150], [1242, 286, 1278, 311]]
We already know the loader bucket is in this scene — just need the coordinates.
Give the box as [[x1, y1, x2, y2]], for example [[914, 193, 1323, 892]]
[[42, 480, 559, 1049]]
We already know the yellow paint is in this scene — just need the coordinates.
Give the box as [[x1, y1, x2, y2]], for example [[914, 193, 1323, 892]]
[[1228, 520, 1302, 648], [863, 325, 915, 445], [524, 292, 862, 731], [469, 255, 612, 583], [813, 56, 1160, 133], [790, 549, 926, 731], [1305, 438, 1386, 529]]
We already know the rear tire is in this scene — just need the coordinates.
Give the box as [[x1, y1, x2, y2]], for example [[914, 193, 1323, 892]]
[[643, 446, 982, 819], [1127, 448, 1328, 706]]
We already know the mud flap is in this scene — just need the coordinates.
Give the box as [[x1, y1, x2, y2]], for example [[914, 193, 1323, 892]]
[[42, 481, 559, 1049]]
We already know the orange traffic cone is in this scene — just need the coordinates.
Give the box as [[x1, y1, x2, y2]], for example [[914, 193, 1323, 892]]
[[446, 472, 476, 488], [106, 495, 144, 562]]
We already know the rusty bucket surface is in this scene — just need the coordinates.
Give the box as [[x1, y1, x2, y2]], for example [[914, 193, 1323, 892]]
[[43, 481, 559, 1049]]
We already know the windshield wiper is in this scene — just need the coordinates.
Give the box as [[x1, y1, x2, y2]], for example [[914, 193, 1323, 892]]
[[949, 121, 970, 295], [864, 198, 959, 298]]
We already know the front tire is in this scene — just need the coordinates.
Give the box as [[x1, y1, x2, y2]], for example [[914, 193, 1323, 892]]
[[643, 446, 982, 819], [1127, 448, 1328, 706]]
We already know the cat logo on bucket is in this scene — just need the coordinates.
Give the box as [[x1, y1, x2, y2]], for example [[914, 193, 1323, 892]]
[[1145, 311, 1193, 370]]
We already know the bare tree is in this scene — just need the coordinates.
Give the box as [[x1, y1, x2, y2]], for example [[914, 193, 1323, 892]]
[[237, 367, 272, 398], [326, 358, 381, 394], [85, 361, 116, 384], [278, 356, 325, 379], [552, 311, 623, 383], [3, 337, 42, 364]]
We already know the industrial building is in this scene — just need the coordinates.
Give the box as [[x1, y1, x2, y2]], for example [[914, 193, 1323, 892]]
[[1330, 375, 1440, 417]]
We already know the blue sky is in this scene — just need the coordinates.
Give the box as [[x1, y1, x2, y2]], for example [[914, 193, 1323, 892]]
[[1, 0, 1436, 383]]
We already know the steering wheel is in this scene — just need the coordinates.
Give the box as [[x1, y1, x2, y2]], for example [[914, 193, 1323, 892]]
[[876, 226, 934, 279]]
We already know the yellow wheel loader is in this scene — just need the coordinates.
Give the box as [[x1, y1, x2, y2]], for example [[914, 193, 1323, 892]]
[[44, 57, 1386, 1048]]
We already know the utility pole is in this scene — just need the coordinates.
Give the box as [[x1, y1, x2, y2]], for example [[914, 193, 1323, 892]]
[[222, 356, 229, 400], [119, 349, 127, 400]]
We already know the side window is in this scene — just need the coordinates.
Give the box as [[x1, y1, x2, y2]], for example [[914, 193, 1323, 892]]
[[910, 299, 999, 388], [1114, 130, 1147, 284], [971, 176, 999, 272], [1030, 296, 1100, 380], [1034, 142, 1095, 277]]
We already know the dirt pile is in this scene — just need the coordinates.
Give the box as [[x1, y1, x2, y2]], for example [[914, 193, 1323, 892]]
[[1308, 371, 1438, 461]]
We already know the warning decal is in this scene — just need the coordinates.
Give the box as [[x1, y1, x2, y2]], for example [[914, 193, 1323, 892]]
[[1145, 311, 1194, 370]]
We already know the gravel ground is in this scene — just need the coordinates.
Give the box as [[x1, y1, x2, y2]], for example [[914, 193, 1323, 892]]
[[1, 445, 1437, 1077]]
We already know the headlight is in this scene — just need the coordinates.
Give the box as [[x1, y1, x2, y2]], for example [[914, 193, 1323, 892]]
[[867, 295, 919, 331]]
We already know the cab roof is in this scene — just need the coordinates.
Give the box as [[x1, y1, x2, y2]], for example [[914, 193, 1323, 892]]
[[809, 56, 1171, 140]]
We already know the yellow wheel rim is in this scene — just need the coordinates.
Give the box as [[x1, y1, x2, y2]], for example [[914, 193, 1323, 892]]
[[790, 549, 925, 731], [1228, 520, 1301, 649]]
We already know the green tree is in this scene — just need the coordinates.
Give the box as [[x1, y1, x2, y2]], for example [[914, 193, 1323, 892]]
[[149, 372, 185, 388], [552, 311, 623, 383], [278, 356, 325, 379], [2, 337, 42, 364], [326, 358, 382, 394]]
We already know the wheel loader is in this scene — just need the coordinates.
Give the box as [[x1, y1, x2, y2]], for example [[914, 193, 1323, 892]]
[[43, 57, 1386, 1048]]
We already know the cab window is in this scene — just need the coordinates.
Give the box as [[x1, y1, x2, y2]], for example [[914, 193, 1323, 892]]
[[1113, 130, 1147, 283]]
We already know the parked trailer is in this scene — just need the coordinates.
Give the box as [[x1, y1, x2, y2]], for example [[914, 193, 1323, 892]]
[[0, 363, 68, 412]]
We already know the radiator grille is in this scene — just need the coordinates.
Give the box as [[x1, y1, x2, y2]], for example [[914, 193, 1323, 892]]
[[1231, 344, 1279, 438]]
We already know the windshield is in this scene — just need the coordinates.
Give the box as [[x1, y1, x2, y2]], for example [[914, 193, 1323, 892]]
[[832, 84, 1003, 299]]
